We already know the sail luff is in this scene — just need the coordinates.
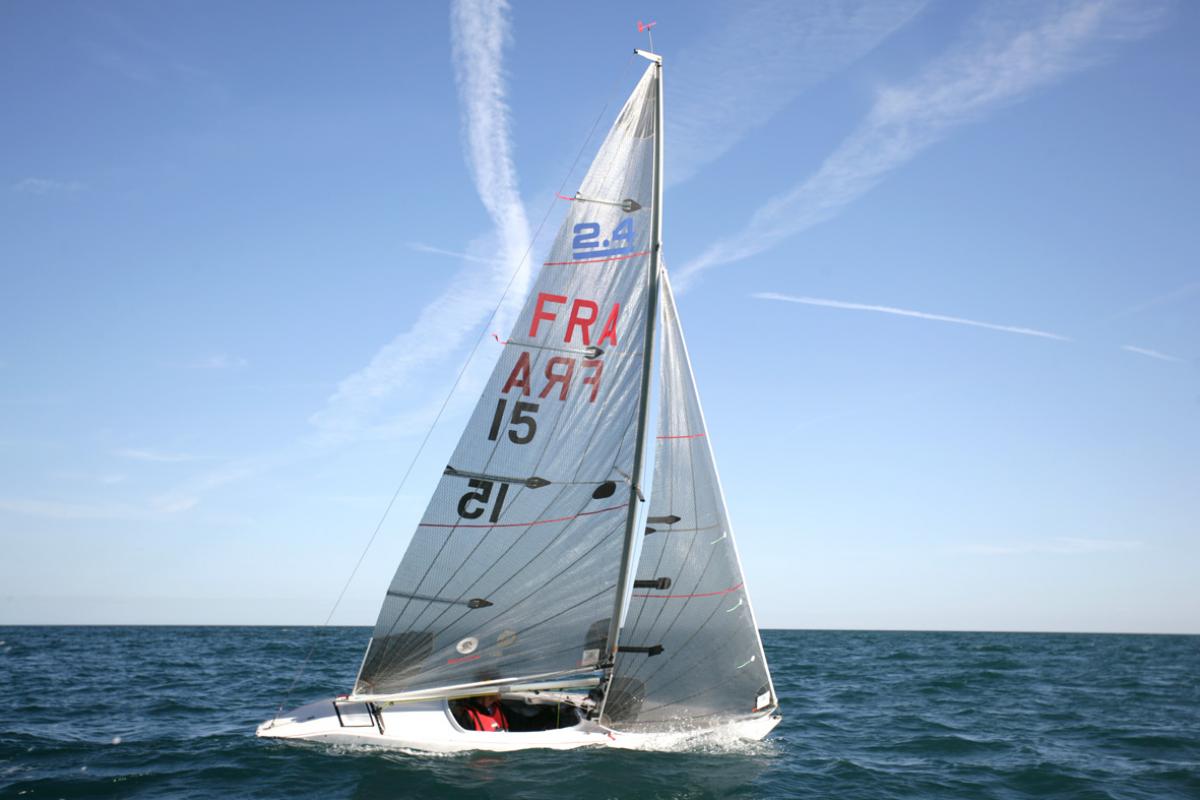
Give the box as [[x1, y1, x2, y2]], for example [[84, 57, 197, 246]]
[[604, 53, 664, 669]]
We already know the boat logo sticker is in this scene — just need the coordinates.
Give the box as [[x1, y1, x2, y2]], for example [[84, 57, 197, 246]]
[[456, 637, 479, 655], [571, 217, 634, 260]]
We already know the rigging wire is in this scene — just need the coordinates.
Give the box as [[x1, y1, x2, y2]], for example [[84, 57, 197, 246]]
[[272, 53, 639, 721]]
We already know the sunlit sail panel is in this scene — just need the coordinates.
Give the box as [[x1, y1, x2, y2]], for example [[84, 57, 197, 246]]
[[354, 66, 659, 699], [604, 273, 777, 729]]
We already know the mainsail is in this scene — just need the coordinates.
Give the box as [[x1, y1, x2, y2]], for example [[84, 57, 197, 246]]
[[603, 273, 777, 729], [354, 65, 659, 699]]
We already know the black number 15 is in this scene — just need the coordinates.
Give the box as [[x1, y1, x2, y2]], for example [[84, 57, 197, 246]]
[[488, 398, 538, 444], [457, 479, 509, 524]]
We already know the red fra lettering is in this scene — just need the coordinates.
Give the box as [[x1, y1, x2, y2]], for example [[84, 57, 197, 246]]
[[539, 356, 575, 401], [530, 293, 567, 338], [598, 303, 620, 346], [582, 359, 603, 402], [566, 299, 599, 345], [501, 351, 532, 395]]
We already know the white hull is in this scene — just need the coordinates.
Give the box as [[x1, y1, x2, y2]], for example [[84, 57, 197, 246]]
[[257, 697, 781, 754]]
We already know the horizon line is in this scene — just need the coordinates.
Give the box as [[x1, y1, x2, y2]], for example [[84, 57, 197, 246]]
[[2, 623, 1195, 636]]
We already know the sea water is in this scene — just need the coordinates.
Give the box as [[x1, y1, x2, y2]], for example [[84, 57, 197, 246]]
[[0, 627, 1196, 798]]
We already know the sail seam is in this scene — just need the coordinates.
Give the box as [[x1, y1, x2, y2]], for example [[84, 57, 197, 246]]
[[543, 250, 650, 266], [417, 502, 627, 529], [632, 582, 742, 600]]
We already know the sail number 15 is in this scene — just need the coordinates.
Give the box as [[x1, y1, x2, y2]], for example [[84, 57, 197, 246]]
[[458, 479, 509, 524], [488, 398, 538, 445]]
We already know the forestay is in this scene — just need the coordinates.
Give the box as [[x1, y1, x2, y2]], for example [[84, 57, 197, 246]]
[[604, 272, 777, 729], [354, 65, 659, 700]]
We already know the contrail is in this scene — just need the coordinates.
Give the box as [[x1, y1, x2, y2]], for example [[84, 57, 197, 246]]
[[677, 0, 1168, 290], [1121, 345, 1184, 363], [309, 0, 531, 439], [754, 292, 1071, 341]]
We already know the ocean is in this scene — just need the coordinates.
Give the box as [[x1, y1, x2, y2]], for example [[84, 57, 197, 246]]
[[0, 627, 1196, 799]]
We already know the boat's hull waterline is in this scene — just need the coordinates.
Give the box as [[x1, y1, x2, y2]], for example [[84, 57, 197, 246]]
[[257, 698, 781, 753]]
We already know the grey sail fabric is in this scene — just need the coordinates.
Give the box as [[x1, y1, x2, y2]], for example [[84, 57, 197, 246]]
[[354, 65, 658, 699], [604, 272, 777, 729]]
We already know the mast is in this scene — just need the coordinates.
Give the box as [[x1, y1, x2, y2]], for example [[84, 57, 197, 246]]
[[605, 48, 664, 666]]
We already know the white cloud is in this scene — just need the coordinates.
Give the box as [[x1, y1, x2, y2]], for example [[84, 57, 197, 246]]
[[187, 354, 248, 369], [676, 0, 1168, 290], [1109, 280, 1200, 320], [309, 0, 531, 440], [0, 497, 150, 521], [11, 178, 86, 195], [142, 457, 262, 516], [405, 241, 502, 265], [113, 448, 195, 463], [754, 292, 1070, 341], [449, 0, 532, 279], [0, 486, 210, 519], [669, 0, 927, 185], [959, 537, 1142, 555], [1121, 345, 1185, 363]]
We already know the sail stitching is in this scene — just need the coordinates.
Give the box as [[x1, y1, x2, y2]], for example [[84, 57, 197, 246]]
[[404, 504, 626, 651], [635, 634, 769, 714], [418, 503, 627, 529], [401, 406, 640, 646], [632, 582, 743, 600], [433, 528, 624, 644], [543, 250, 650, 267]]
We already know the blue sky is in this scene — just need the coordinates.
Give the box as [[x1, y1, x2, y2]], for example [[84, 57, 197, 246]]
[[2, 0, 1196, 632]]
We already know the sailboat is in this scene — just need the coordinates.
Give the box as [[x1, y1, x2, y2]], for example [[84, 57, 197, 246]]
[[257, 48, 780, 752]]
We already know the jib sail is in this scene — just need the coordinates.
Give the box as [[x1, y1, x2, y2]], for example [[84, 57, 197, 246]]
[[604, 272, 777, 729]]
